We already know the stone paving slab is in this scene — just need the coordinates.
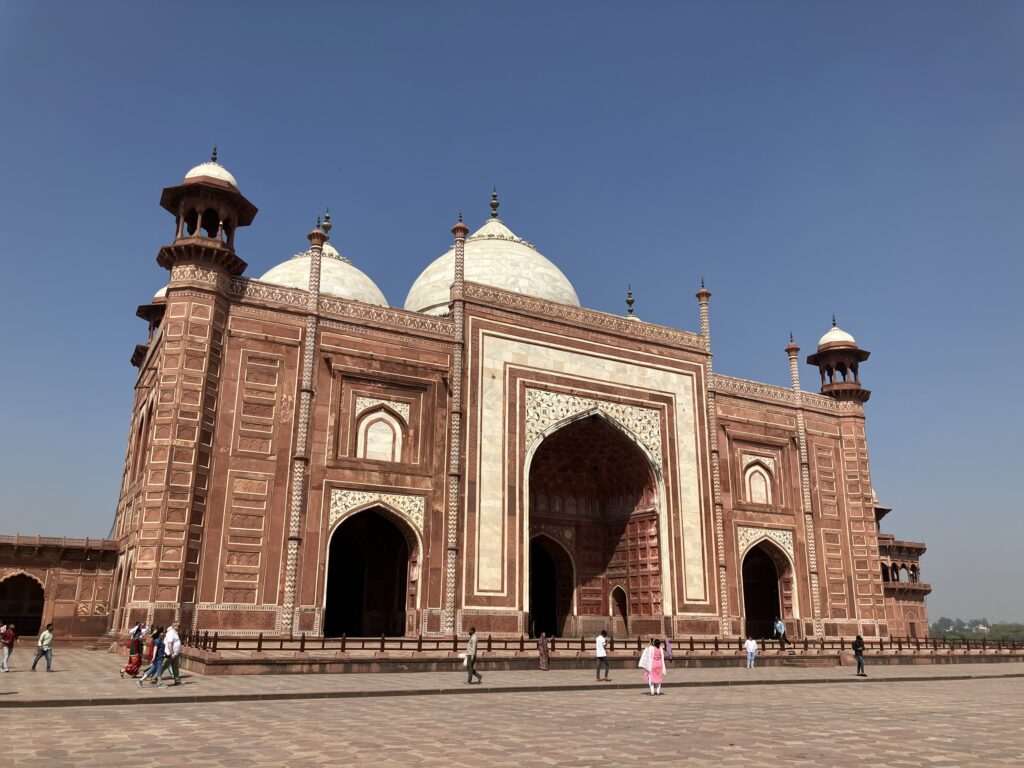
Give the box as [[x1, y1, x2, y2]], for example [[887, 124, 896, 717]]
[[7, 677, 1024, 766], [1, 649, 1022, 709]]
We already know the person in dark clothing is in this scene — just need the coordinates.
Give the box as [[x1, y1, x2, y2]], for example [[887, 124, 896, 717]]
[[852, 634, 866, 676]]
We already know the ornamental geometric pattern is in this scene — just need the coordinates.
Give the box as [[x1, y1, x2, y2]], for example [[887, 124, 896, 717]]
[[329, 489, 425, 535], [524, 388, 663, 467], [354, 397, 410, 423], [737, 526, 795, 561], [712, 374, 863, 414], [741, 453, 776, 473]]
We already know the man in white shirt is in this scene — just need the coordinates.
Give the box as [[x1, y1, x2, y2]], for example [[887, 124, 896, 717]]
[[743, 636, 758, 669], [163, 622, 182, 686], [595, 629, 610, 681]]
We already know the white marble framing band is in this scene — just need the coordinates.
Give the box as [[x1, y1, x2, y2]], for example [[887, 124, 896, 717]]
[[741, 453, 775, 473], [472, 326, 706, 604], [329, 489, 425, 535], [354, 397, 410, 422]]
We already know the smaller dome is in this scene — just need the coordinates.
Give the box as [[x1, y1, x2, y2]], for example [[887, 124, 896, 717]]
[[154, 285, 167, 300], [259, 241, 388, 307], [817, 325, 856, 349], [184, 161, 238, 189]]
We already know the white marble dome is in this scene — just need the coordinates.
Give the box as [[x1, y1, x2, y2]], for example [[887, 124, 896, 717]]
[[259, 242, 388, 307], [184, 161, 238, 189], [404, 217, 580, 316], [817, 325, 857, 348]]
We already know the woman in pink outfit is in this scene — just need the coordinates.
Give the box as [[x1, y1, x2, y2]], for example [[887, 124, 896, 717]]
[[639, 638, 666, 695]]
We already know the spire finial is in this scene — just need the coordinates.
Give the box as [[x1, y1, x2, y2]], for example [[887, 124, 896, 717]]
[[211, 145, 218, 163], [626, 284, 635, 316], [490, 187, 499, 218], [458, 209, 463, 223], [322, 208, 332, 233], [790, 331, 794, 343], [832, 313, 837, 327], [316, 215, 322, 230], [701, 275, 705, 289]]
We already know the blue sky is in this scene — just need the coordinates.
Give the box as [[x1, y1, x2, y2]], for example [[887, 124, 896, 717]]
[[0, 1, 1020, 620]]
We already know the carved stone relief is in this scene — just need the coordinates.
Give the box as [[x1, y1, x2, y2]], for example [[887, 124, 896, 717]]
[[329, 488, 425, 535], [354, 397, 410, 423], [737, 526, 794, 561]]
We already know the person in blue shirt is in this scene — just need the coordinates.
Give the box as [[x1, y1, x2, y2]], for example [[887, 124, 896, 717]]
[[137, 628, 166, 687]]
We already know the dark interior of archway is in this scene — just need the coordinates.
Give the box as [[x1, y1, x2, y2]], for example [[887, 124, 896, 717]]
[[742, 546, 780, 639], [0, 575, 44, 635], [529, 414, 660, 628], [529, 538, 573, 637], [323, 510, 409, 637]]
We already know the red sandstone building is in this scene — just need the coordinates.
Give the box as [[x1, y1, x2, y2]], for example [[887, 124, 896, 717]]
[[2, 155, 930, 640]]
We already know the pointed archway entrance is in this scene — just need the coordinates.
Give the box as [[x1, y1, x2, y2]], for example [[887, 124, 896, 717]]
[[528, 536, 573, 637], [741, 543, 783, 639], [527, 411, 662, 638], [323, 508, 416, 637], [0, 573, 45, 636]]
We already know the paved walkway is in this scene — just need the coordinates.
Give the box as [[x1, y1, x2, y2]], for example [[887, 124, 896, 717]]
[[8, 676, 1024, 766], [1, 649, 1021, 708]]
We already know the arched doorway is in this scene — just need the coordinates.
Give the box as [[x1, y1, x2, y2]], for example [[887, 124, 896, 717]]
[[742, 544, 782, 639], [323, 508, 415, 637], [529, 537, 573, 637], [0, 574, 45, 636], [610, 586, 629, 636], [528, 411, 662, 638]]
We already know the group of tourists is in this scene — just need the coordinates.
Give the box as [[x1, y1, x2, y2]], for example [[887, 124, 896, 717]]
[[0, 620, 54, 672], [119, 620, 183, 687]]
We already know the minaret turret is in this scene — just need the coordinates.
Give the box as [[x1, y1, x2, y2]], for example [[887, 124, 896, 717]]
[[156, 148, 258, 276], [806, 316, 871, 403]]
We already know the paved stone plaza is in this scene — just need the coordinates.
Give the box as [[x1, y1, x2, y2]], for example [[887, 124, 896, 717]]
[[3, 652, 1023, 766]]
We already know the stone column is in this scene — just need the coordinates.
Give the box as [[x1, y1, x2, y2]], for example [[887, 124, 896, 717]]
[[281, 223, 326, 634], [787, 337, 823, 637], [696, 283, 730, 636], [442, 214, 468, 635]]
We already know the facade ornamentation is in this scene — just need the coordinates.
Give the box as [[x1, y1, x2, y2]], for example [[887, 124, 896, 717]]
[[712, 374, 863, 414], [329, 489, 425, 534], [463, 282, 705, 351], [354, 397, 410, 422], [742, 454, 776, 473], [524, 389, 663, 467], [737, 526, 795, 560], [170, 263, 232, 292]]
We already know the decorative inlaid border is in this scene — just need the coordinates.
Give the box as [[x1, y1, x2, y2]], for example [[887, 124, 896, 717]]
[[329, 488, 425, 534], [741, 453, 776, 473], [737, 526, 795, 561], [354, 397, 410, 422], [524, 388, 663, 467]]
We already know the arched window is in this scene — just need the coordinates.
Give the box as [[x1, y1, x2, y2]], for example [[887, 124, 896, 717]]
[[356, 410, 404, 462], [880, 563, 890, 582], [744, 463, 773, 505]]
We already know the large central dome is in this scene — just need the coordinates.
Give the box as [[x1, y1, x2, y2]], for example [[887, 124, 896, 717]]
[[404, 209, 580, 316]]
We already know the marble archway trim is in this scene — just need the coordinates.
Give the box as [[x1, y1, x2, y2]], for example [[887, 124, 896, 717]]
[[737, 526, 794, 561], [329, 489, 425, 535]]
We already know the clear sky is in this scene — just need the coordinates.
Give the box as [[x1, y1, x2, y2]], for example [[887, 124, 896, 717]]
[[0, 1, 1020, 621]]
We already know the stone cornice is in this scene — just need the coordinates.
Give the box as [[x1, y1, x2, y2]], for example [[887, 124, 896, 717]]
[[712, 374, 864, 415], [461, 281, 706, 352]]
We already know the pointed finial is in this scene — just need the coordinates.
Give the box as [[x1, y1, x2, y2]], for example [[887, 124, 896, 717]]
[[316, 215, 322, 230], [832, 313, 837, 327], [322, 208, 332, 233], [626, 285, 635, 316], [490, 187, 499, 218], [458, 210, 463, 222], [452, 209, 469, 238], [701, 275, 705, 289], [790, 331, 794, 343], [211, 145, 218, 163]]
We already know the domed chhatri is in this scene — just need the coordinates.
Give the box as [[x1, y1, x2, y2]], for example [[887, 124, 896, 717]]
[[806, 316, 871, 403], [404, 192, 580, 316], [259, 240, 388, 307], [183, 146, 239, 190]]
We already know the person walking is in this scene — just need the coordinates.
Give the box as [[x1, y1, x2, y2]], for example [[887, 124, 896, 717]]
[[121, 623, 145, 678], [465, 627, 483, 684], [138, 628, 166, 687], [163, 622, 182, 685], [537, 632, 550, 671], [639, 638, 666, 695], [31, 624, 54, 672], [743, 635, 758, 669], [662, 635, 673, 664], [595, 629, 610, 681], [774, 617, 787, 651], [1, 623, 17, 672], [852, 634, 866, 677]]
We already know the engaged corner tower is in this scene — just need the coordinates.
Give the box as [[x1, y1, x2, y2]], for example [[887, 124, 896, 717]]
[[806, 316, 871, 403], [156, 147, 258, 276]]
